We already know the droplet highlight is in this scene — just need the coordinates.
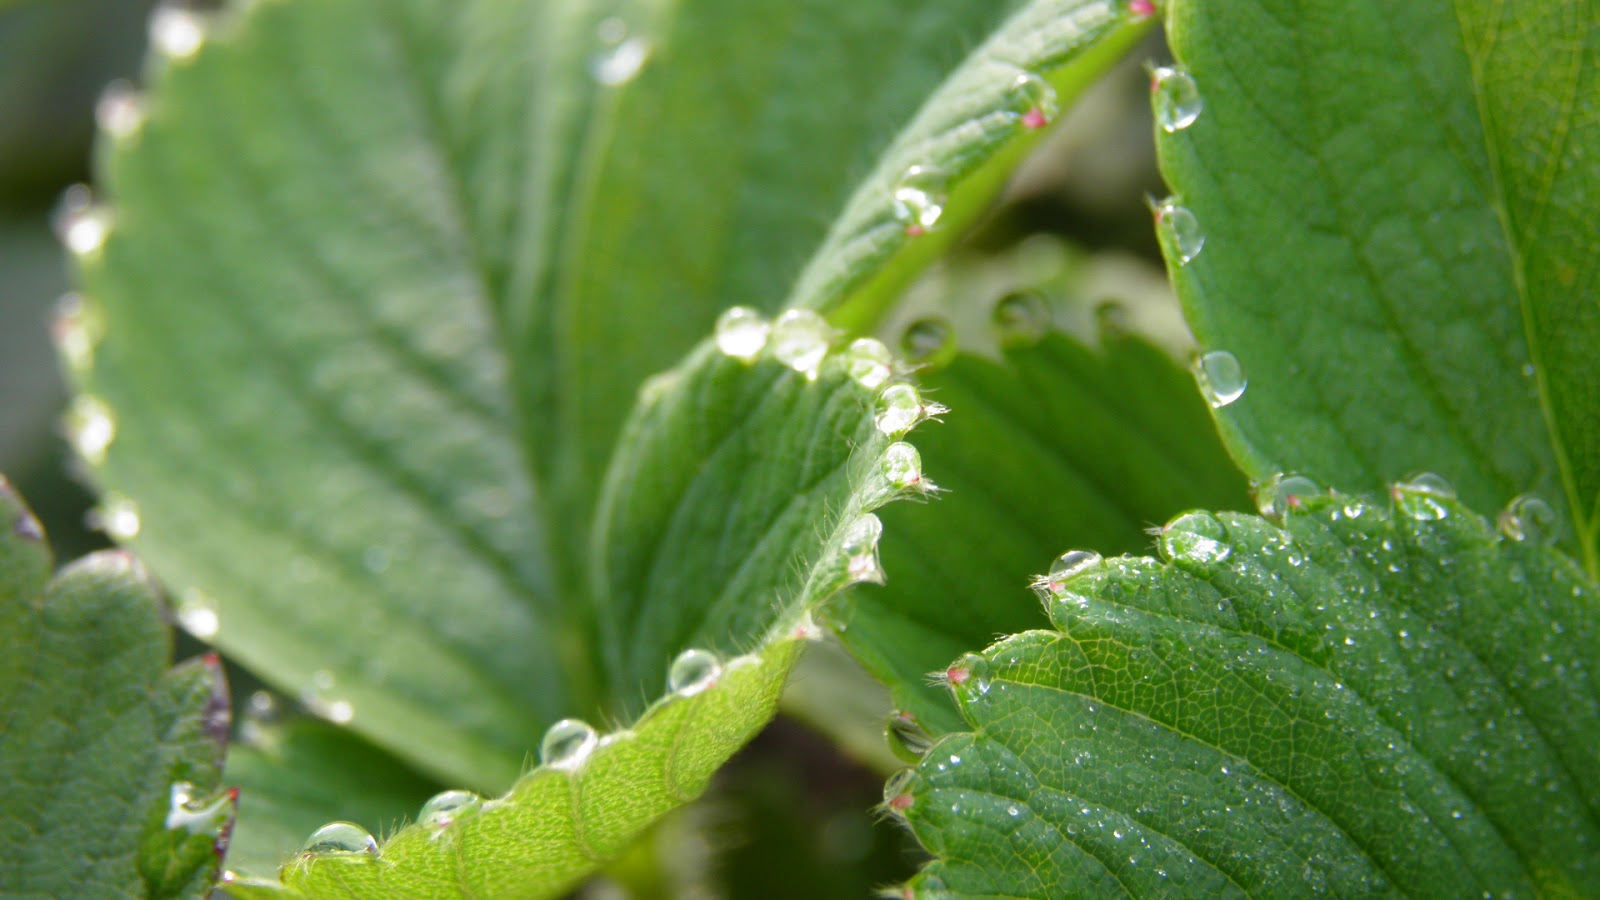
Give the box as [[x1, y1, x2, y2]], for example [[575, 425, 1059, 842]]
[[844, 338, 894, 389], [992, 291, 1051, 346], [1498, 494, 1559, 544], [1151, 66, 1202, 132], [176, 587, 220, 640], [1154, 198, 1204, 265], [540, 718, 598, 770], [770, 309, 832, 380], [667, 648, 722, 696], [1192, 350, 1245, 408], [590, 17, 651, 86], [1160, 511, 1232, 567], [714, 306, 770, 362], [150, 4, 207, 59], [900, 317, 956, 366], [91, 493, 141, 540], [1006, 72, 1059, 130], [53, 185, 109, 257], [66, 394, 116, 465], [1391, 473, 1455, 521], [53, 294, 104, 375], [302, 821, 379, 857], [96, 81, 145, 139], [418, 790, 483, 829], [892, 165, 949, 236]]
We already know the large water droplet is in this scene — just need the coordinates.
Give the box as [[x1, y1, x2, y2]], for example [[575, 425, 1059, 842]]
[[714, 306, 770, 362], [540, 718, 598, 770], [875, 383, 943, 437], [840, 513, 885, 584], [992, 291, 1051, 346], [1160, 512, 1232, 567], [150, 4, 207, 59], [302, 821, 379, 857], [66, 394, 116, 465], [418, 790, 483, 829], [303, 670, 354, 724], [1392, 473, 1455, 521], [1256, 473, 1321, 521], [881, 442, 924, 491], [53, 185, 109, 256], [900, 317, 956, 366], [177, 587, 220, 640], [590, 17, 651, 86], [844, 338, 894, 389], [1192, 350, 1245, 408], [668, 648, 722, 696], [1154, 198, 1204, 265], [53, 294, 103, 375], [883, 768, 920, 814], [91, 493, 141, 540], [1151, 66, 1202, 132], [1006, 72, 1059, 130], [1050, 549, 1102, 583], [1498, 494, 1559, 544], [892, 165, 949, 236], [96, 81, 144, 139], [165, 781, 233, 834], [947, 652, 991, 700], [886, 711, 933, 762], [770, 309, 832, 380]]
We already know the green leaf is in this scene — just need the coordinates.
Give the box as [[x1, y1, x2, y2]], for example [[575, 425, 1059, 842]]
[[1155, 0, 1600, 572], [892, 489, 1600, 897], [222, 718, 442, 878], [71, 0, 1150, 798], [0, 475, 234, 899], [235, 336, 930, 897], [832, 323, 1251, 736]]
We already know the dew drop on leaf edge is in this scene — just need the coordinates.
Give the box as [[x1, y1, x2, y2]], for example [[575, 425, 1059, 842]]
[[844, 337, 894, 389], [540, 718, 599, 770], [892, 165, 949, 236], [1006, 71, 1059, 130], [418, 790, 483, 828], [1192, 350, 1245, 408], [714, 306, 770, 362], [1160, 511, 1232, 567], [887, 711, 934, 762], [667, 648, 722, 696], [302, 821, 379, 857], [881, 442, 923, 490], [1392, 472, 1455, 521], [770, 309, 832, 380], [901, 316, 956, 366], [1155, 198, 1204, 265], [1151, 65, 1202, 132], [1498, 493, 1559, 544]]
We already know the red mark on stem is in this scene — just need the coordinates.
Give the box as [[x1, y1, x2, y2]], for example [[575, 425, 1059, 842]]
[[889, 792, 915, 811], [946, 665, 970, 685]]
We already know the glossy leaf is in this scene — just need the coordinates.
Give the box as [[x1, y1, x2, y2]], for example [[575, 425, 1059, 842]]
[[894, 490, 1600, 897], [833, 324, 1251, 735], [1156, 0, 1600, 572], [0, 476, 234, 899]]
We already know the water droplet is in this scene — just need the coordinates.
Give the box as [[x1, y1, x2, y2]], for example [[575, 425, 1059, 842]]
[[1256, 473, 1321, 520], [844, 338, 894, 389], [881, 442, 925, 491], [1154, 198, 1204, 264], [875, 383, 944, 437], [66, 394, 116, 465], [590, 18, 651, 86], [1391, 473, 1455, 521], [883, 768, 919, 813], [540, 718, 598, 770], [949, 652, 991, 699], [886, 711, 933, 761], [418, 790, 483, 829], [992, 291, 1051, 346], [96, 81, 144, 139], [1160, 512, 1232, 566], [1050, 549, 1102, 583], [770, 309, 832, 380], [302, 821, 378, 857], [165, 781, 234, 834], [150, 4, 207, 58], [53, 294, 104, 374], [240, 690, 282, 745], [53, 185, 109, 256], [1192, 350, 1245, 408], [91, 493, 141, 540], [1498, 494, 1558, 544], [1151, 66, 1201, 132], [892, 165, 949, 236], [840, 513, 885, 584], [177, 587, 220, 640], [1006, 72, 1059, 130], [303, 670, 354, 724], [668, 648, 722, 696], [900, 317, 956, 367], [714, 306, 770, 362]]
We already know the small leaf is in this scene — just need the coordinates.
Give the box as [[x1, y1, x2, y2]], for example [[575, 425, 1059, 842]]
[[1156, 0, 1600, 571], [0, 475, 233, 899], [834, 326, 1251, 735], [895, 489, 1600, 897]]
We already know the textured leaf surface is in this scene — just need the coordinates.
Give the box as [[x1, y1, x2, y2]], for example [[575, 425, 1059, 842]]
[[0, 476, 233, 898], [223, 719, 441, 878], [1155, 0, 1600, 572], [72, 0, 1074, 789], [834, 324, 1250, 735], [893, 490, 1600, 897]]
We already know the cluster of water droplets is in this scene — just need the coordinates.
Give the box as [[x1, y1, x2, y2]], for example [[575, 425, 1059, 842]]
[[1191, 349, 1245, 408]]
